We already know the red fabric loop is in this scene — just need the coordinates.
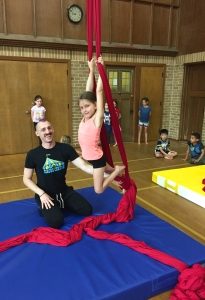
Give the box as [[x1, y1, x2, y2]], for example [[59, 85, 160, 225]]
[[170, 264, 205, 300]]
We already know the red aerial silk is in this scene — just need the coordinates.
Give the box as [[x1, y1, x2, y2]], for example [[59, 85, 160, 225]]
[[0, 1, 204, 299]]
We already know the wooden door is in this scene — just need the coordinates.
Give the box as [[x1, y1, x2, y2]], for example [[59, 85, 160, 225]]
[[107, 68, 134, 142], [180, 63, 205, 140], [0, 60, 33, 155], [0, 59, 71, 155], [139, 66, 165, 141], [28, 61, 71, 144]]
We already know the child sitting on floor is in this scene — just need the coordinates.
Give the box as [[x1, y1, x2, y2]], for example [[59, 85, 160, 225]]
[[155, 129, 177, 160], [184, 132, 205, 165]]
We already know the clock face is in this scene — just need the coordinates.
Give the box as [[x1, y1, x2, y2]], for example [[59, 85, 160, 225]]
[[67, 5, 83, 23]]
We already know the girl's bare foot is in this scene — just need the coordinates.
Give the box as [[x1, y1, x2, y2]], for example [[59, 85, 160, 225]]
[[114, 165, 125, 176]]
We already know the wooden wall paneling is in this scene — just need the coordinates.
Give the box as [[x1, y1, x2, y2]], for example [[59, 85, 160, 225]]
[[172, 0, 179, 6], [0, 60, 33, 155], [0, 0, 5, 33], [167, 5, 172, 47], [101, 0, 110, 42], [35, 0, 62, 37], [152, 4, 170, 46], [32, 0, 37, 37], [5, 0, 33, 35], [179, 0, 205, 54], [132, 1, 152, 45], [60, 0, 64, 39], [170, 7, 178, 47], [154, 0, 172, 5], [129, 0, 134, 44], [111, 0, 132, 44], [63, 0, 86, 40], [149, 1, 154, 45]]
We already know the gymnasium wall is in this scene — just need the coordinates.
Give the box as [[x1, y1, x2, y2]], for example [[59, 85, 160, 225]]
[[1, 45, 205, 144], [179, 0, 205, 54], [0, 0, 179, 55]]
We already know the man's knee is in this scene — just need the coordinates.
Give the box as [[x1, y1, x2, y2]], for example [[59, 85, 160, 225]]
[[47, 216, 64, 229], [79, 202, 93, 216], [42, 208, 64, 229]]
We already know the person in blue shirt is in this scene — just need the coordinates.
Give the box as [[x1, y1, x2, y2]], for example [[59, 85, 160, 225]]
[[184, 132, 205, 164], [138, 97, 151, 144]]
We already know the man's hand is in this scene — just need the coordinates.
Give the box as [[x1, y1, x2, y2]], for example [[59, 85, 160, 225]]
[[40, 193, 54, 209]]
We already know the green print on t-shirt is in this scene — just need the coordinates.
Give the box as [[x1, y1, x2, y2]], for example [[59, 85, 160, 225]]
[[43, 158, 65, 174]]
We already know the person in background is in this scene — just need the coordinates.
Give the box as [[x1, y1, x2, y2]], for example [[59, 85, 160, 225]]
[[184, 132, 205, 165], [155, 129, 177, 159], [138, 97, 151, 144], [31, 95, 46, 129], [113, 100, 122, 147], [104, 103, 112, 145], [60, 135, 71, 144], [60, 134, 82, 156]]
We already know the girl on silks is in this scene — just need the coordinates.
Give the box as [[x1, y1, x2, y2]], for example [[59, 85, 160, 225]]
[[78, 56, 125, 194]]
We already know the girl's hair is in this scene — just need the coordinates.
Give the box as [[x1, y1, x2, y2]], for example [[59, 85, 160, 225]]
[[141, 96, 149, 103], [60, 135, 71, 144], [79, 91, 96, 103], [113, 100, 118, 106], [34, 95, 42, 102]]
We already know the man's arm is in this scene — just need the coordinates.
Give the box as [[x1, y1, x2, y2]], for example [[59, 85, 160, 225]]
[[23, 168, 54, 209], [23, 168, 43, 196]]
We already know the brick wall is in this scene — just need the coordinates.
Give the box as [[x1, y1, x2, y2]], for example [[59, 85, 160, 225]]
[[1, 46, 205, 143]]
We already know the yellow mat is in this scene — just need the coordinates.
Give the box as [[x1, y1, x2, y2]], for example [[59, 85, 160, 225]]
[[152, 166, 205, 208]]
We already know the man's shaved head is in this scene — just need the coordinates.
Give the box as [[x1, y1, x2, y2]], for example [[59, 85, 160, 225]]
[[35, 120, 52, 132]]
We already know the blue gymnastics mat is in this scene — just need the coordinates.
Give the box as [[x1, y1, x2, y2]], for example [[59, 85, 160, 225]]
[[0, 187, 205, 300]]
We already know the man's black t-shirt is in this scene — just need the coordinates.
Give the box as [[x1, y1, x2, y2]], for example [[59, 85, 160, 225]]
[[25, 142, 79, 195]]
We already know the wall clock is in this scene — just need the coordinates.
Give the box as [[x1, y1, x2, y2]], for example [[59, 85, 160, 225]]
[[67, 4, 83, 24]]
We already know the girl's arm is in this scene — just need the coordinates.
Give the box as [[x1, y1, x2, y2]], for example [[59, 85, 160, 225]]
[[95, 56, 104, 128], [86, 58, 95, 92], [31, 109, 34, 121]]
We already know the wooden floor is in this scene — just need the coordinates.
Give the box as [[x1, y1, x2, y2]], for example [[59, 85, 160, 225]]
[[0, 141, 205, 300]]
